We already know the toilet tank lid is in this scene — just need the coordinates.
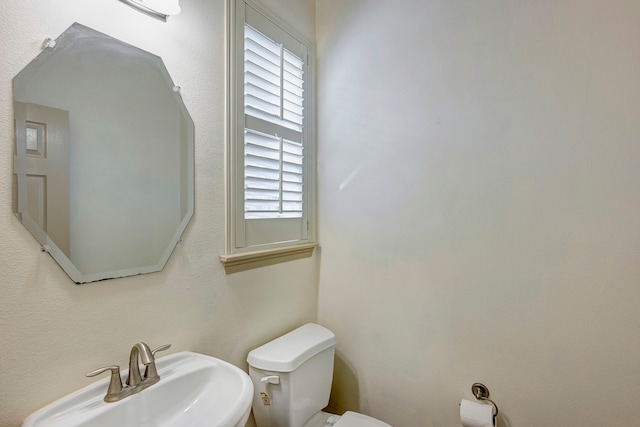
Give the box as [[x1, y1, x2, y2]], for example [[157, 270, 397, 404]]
[[247, 323, 336, 372]]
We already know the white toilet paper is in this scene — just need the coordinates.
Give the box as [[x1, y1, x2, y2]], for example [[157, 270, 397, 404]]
[[460, 399, 495, 427]]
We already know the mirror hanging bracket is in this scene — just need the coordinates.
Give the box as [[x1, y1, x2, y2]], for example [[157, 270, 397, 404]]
[[42, 37, 56, 49]]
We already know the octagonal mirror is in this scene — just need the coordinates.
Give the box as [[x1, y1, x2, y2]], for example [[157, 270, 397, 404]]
[[12, 23, 194, 284]]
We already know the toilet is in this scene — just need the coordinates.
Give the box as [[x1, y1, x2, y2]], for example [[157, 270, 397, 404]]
[[247, 323, 391, 427]]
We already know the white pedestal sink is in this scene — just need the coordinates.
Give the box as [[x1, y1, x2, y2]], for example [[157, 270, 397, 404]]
[[23, 351, 253, 427]]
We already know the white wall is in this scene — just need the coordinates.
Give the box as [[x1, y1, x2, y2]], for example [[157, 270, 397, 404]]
[[0, 1, 317, 426], [316, 0, 640, 426]]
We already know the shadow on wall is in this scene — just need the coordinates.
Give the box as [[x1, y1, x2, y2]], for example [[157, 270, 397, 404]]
[[326, 351, 360, 415], [497, 412, 512, 427]]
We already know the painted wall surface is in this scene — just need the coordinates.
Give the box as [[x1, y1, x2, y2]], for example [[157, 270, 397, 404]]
[[316, 0, 640, 426], [0, 1, 317, 426]]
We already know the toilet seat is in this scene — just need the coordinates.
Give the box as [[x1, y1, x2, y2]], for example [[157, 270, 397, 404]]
[[332, 411, 392, 427]]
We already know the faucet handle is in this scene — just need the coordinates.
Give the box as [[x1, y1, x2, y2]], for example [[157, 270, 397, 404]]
[[86, 365, 123, 402], [151, 344, 171, 358], [86, 364, 121, 378], [143, 344, 171, 380]]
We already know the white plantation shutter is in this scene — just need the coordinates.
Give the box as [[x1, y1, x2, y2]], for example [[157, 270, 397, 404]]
[[244, 130, 303, 219], [244, 25, 305, 133], [229, 0, 314, 251], [243, 23, 305, 220]]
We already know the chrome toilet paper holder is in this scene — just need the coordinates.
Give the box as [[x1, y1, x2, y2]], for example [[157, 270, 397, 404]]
[[471, 383, 499, 423]]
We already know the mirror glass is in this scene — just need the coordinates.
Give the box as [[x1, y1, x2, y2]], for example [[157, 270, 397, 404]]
[[13, 23, 194, 283]]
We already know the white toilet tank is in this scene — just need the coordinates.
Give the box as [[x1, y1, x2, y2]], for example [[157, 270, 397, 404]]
[[247, 323, 337, 427]]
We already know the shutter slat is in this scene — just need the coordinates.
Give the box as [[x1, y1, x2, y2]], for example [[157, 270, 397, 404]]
[[245, 72, 279, 96], [245, 51, 280, 78], [282, 201, 303, 211], [245, 203, 281, 212], [245, 25, 280, 55], [245, 143, 281, 160], [283, 110, 303, 125], [283, 139, 303, 153], [245, 159, 281, 171], [283, 61, 303, 79], [245, 177, 280, 190], [244, 157, 281, 169], [282, 180, 303, 191], [283, 50, 304, 68], [283, 82, 304, 98], [283, 152, 302, 164], [283, 70, 303, 87], [245, 63, 279, 87], [245, 83, 281, 108], [283, 168, 302, 177], [283, 90, 303, 106], [245, 38, 280, 64], [284, 99, 304, 116], [245, 189, 281, 201], [245, 129, 280, 147], [245, 165, 281, 181], [245, 94, 280, 117]]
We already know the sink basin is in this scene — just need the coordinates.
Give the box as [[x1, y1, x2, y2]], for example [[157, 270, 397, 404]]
[[23, 351, 254, 427]]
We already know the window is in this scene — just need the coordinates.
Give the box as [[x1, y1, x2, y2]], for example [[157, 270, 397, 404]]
[[222, 0, 316, 272]]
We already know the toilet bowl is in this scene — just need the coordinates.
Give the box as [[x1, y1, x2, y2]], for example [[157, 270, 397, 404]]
[[247, 323, 391, 427], [303, 411, 391, 427], [332, 412, 392, 427]]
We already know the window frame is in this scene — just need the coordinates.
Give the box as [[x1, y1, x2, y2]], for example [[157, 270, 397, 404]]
[[222, 0, 316, 273]]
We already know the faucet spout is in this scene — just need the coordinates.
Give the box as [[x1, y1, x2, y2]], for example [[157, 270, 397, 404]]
[[126, 342, 153, 387]]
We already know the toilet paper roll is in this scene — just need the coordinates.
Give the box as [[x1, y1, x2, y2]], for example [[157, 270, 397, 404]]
[[460, 399, 495, 427]]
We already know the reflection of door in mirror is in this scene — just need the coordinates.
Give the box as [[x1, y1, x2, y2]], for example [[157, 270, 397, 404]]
[[14, 102, 70, 256]]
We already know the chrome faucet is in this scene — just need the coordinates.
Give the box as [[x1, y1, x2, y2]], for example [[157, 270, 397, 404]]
[[86, 342, 171, 403]]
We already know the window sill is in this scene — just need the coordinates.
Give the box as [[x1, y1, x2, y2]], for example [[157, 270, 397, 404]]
[[220, 242, 317, 274]]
